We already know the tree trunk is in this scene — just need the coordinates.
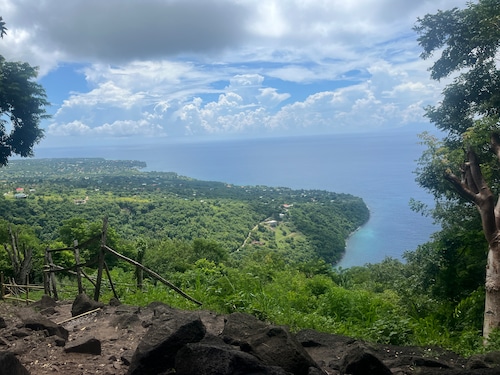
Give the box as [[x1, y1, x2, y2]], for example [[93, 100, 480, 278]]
[[484, 237, 500, 338]]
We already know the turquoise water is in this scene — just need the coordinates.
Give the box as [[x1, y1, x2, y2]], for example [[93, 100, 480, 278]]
[[36, 130, 437, 266]]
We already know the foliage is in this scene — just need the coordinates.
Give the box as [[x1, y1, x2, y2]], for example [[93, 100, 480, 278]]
[[0, 156, 496, 356], [0, 57, 49, 166], [0, 17, 6, 38], [0, 158, 368, 264]]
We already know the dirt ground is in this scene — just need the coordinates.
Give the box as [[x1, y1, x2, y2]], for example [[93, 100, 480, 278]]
[[0, 299, 149, 375]]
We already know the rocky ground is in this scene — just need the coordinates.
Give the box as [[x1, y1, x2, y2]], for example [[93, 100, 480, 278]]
[[0, 294, 499, 374]]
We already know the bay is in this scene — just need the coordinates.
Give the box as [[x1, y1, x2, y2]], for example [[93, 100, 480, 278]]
[[35, 129, 438, 267]]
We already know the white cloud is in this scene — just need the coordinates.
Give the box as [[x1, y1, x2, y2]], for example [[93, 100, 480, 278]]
[[0, 0, 471, 140]]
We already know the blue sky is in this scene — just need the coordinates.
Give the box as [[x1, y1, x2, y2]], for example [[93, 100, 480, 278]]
[[0, 0, 469, 147]]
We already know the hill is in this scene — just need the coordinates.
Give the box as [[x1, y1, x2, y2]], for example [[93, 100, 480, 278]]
[[0, 157, 369, 265]]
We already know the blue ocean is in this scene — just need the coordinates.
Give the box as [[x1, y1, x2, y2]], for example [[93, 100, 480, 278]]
[[35, 129, 438, 267]]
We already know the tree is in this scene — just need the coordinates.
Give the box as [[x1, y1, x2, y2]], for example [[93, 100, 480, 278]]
[[0, 17, 48, 166], [0, 17, 7, 38], [414, 0, 500, 339]]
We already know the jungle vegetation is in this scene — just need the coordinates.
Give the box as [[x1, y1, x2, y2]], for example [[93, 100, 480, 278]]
[[0, 157, 496, 357]]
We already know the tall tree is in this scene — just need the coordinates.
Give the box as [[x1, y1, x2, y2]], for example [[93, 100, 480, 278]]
[[0, 17, 48, 166], [0, 17, 7, 38], [414, 0, 500, 339]]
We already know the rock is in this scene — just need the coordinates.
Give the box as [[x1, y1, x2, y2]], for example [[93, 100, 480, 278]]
[[223, 313, 321, 375], [121, 350, 134, 366], [127, 309, 206, 375], [0, 351, 30, 375], [111, 313, 140, 329], [39, 307, 57, 316], [11, 328, 32, 338], [109, 297, 121, 306], [0, 316, 7, 329], [53, 336, 66, 347], [32, 295, 57, 309], [340, 344, 392, 375], [222, 312, 268, 344], [64, 337, 102, 355], [175, 340, 291, 375], [71, 293, 104, 317], [413, 356, 450, 368], [17, 308, 68, 340]]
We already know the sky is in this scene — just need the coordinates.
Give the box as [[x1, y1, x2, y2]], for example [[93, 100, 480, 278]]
[[0, 0, 470, 147]]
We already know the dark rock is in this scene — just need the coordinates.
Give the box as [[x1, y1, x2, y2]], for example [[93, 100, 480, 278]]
[[34, 295, 57, 309], [467, 358, 490, 370], [0, 351, 30, 375], [115, 305, 140, 315], [71, 293, 104, 317], [413, 356, 450, 368], [341, 344, 392, 375], [11, 328, 32, 338], [222, 313, 321, 375], [39, 307, 57, 316], [54, 336, 66, 347], [121, 350, 134, 366], [64, 336, 102, 355], [0, 316, 7, 329], [17, 308, 68, 340], [109, 297, 121, 306], [175, 340, 291, 375], [111, 313, 140, 329], [222, 312, 268, 345], [127, 310, 206, 375], [484, 351, 500, 365]]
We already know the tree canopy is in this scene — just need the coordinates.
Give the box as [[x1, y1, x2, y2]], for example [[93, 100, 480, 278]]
[[0, 17, 48, 166], [414, 0, 500, 339]]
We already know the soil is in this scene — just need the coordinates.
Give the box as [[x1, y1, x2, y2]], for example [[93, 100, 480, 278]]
[[0, 299, 148, 374]]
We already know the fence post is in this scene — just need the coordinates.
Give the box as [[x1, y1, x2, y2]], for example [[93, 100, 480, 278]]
[[93, 217, 108, 302], [44, 248, 50, 296], [73, 240, 84, 294], [47, 251, 59, 300], [104, 262, 119, 300], [25, 275, 29, 305]]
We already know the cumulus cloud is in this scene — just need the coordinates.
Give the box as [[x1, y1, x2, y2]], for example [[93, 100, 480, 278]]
[[0, 0, 470, 140]]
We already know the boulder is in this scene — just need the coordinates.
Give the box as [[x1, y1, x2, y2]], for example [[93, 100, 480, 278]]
[[0, 352, 30, 375], [127, 310, 206, 375], [340, 344, 392, 375], [64, 336, 102, 355], [175, 340, 291, 375], [17, 308, 68, 340], [223, 313, 321, 375], [71, 293, 104, 317]]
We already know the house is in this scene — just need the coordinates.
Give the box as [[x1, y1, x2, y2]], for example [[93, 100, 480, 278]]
[[265, 220, 278, 227]]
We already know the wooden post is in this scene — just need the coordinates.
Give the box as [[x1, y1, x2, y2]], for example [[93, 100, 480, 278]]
[[93, 218, 108, 302], [43, 248, 50, 296], [0, 272, 4, 299], [104, 262, 119, 300], [47, 251, 58, 300], [73, 240, 83, 294], [25, 275, 29, 305]]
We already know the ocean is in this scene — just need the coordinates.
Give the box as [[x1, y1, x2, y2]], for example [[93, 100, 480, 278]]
[[35, 129, 438, 267]]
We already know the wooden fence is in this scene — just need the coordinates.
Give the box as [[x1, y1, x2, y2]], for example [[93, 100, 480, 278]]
[[42, 217, 202, 306]]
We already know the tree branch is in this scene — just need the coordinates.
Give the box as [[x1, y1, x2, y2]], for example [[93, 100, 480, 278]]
[[491, 133, 500, 231], [445, 148, 497, 242]]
